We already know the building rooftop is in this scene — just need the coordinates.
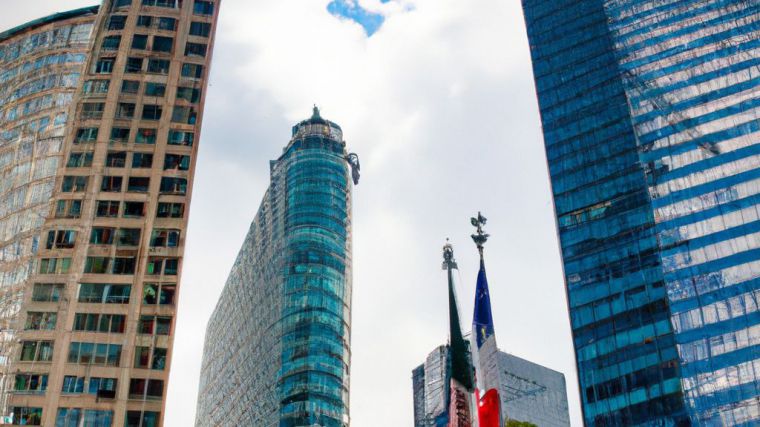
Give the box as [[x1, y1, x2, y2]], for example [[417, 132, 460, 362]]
[[0, 5, 99, 43]]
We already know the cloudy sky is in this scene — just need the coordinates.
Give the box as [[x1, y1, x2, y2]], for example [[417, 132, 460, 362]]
[[4, 1, 582, 425]]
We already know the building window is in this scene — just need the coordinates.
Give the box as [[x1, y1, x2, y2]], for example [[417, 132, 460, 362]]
[[176, 87, 201, 103], [137, 15, 153, 27], [143, 283, 176, 305], [189, 21, 211, 37], [81, 103, 104, 119], [90, 227, 115, 245], [106, 151, 127, 168], [46, 230, 77, 249], [137, 316, 172, 336], [82, 79, 109, 95], [116, 102, 136, 119], [124, 202, 146, 217], [127, 177, 150, 193], [67, 152, 93, 168], [11, 407, 42, 425], [132, 34, 148, 50], [32, 283, 63, 302], [147, 58, 170, 74], [113, 0, 132, 9], [142, 105, 162, 120], [55, 200, 82, 219], [159, 177, 187, 195], [153, 36, 173, 53], [164, 154, 190, 170], [94, 58, 114, 74], [84, 257, 110, 274], [157, 202, 184, 218], [146, 257, 179, 275], [101, 35, 121, 51], [14, 374, 48, 394], [101, 176, 123, 192], [77, 284, 131, 304], [20, 341, 54, 362], [61, 377, 84, 394], [122, 80, 140, 93], [136, 128, 157, 144], [145, 82, 166, 97], [96, 201, 120, 218], [25, 312, 57, 331], [39, 258, 71, 274], [61, 176, 88, 192], [158, 17, 177, 30], [150, 229, 180, 247], [193, 0, 214, 15], [181, 62, 203, 78], [125, 411, 160, 427], [171, 105, 196, 124], [111, 127, 130, 143], [184, 42, 206, 57], [168, 130, 194, 146], [134, 346, 167, 370], [74, 313, 126, 333], [67, 342, 122, 366], [142, 0, 176, 7], [88, 378, 118, 398], [75, 127, 98, 143], [125, 57, 144, 73], [132, 153, 153, 168], [129, 379, 164, 400], [108, 15, 127, 30], [117, 228, 142, 246]]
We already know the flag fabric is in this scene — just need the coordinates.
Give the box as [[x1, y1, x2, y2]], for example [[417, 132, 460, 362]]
[[471, 256, 502, 427], [477, 389, 502, 427], [473, 259, 495, 349], [448, 265, 474, 392]]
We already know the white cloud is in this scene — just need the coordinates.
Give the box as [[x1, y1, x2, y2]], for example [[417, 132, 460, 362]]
[[2, 1, 582, 425]]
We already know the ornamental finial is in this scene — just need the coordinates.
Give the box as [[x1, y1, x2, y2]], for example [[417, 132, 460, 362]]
[[442, 239, 458, 271], [470, 211, 489, 256]]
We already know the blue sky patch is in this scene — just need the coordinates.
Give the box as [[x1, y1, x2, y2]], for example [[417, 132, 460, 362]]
[[327, 0, 386, 36]]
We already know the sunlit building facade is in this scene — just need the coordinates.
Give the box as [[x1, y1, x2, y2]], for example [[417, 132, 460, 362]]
[[521, 0, 760, 425], [0, 0, 220, 425], [196, 108, 354, 427]]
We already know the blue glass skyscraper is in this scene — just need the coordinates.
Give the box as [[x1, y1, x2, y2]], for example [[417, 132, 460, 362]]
[[196, 108, 354, 426], [521, 1, 759, 425]]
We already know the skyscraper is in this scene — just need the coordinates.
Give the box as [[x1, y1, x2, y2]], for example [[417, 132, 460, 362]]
[[412, 345, 571, 427], [196, 108, 356, 426], [0, 0, 220, 424], [521, 1, 759, 425]]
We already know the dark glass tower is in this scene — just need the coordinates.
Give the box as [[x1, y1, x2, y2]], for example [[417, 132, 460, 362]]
[[521, 1, 759, 425], [196, 108, 354, 426]]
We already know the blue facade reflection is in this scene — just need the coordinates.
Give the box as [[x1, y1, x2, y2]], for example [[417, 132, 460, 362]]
[[522, 0, 760, 425]]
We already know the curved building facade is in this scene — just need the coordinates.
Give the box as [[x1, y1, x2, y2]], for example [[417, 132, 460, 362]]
[[0, 8, 97, 418], [1, 0, 220, 425], [197, 109, 353, 427]]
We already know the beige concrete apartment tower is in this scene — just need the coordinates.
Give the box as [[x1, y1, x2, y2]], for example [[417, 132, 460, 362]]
[[2, 0, 220, 425]]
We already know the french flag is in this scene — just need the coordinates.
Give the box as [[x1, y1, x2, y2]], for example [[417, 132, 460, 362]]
[[471, 257, 502, 427]]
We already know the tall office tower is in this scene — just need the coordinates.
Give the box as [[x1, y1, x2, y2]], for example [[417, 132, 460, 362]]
[[0, 0, 220, 425], [196, 108, 355, 427], [412, 344, 571, 427], [0, 7, 99, 419], [521, 1, 759, 425]]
